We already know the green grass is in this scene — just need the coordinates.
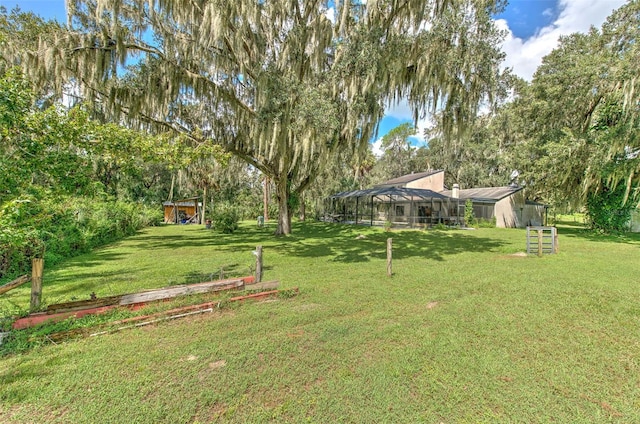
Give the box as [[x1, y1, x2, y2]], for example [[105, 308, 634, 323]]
[[1, 221, 639, 423]]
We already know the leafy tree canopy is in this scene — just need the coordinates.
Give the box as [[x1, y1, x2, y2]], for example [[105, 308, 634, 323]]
[[2, 0, 508, 234]]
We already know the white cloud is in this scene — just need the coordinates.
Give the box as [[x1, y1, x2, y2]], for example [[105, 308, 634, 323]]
[[385, 100, 413, 120], [370, 138, 384, 157], [499, 0, 627, 81], [375, 0, 627, 144], [324, 6, 335, 23], [542, 8, 554, 18]]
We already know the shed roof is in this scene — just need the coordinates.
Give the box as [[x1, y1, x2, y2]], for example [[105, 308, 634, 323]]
[[375, 170, 443, 187], [162, 201, 202, 207], [440, 185, 523, 202], [331, 186, 450, 200]]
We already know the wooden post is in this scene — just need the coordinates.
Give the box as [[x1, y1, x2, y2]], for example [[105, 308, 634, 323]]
[[537, 229, 543, 257], [30, 258, 44, 311], [386, 238, 392, 277], [553, 228, 559, 253], [255, 245, 263, 283], [0, 275, 30, 295]]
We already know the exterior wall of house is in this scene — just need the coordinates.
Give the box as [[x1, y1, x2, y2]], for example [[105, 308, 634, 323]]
[[406, 171, 445, 191], [472, 202, 496, 222], [631, 210, 640, 232], [495, 197, 518, 228], [493, 192, 526, 228], [491, 192, 545, 228], [522, 204, 546, 227]]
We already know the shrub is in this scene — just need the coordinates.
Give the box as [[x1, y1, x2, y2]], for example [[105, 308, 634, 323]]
[[464, 199, 475, 227], [586, 184, 635, 233], [477, 217, 497, 228], [0, 195, 162, 282], [212, 203, 239, 234]]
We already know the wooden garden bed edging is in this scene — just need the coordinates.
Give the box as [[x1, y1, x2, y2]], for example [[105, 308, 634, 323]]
[[90, 286, 296, 336], [41, 285, 295, 341], [12, 276, 256, 330]]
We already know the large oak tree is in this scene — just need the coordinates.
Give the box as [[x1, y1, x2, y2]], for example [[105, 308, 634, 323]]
[[4, 0, 507, 234]]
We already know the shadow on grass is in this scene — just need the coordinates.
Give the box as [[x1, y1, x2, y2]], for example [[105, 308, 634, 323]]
[[42, 221, 508, 277], [125, 221, 508, 263], [556, 225, 640, 246], [51, 251, 129, 268], [270, 221, 506, 263], [181, 262, 265, 284]]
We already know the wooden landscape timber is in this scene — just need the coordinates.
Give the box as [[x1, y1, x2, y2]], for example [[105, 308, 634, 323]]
[[12, 276, 258, 330], [92, 287, 295, 336], [118, 278, 247, 305], [40, 287, 298, 343], [0, 275, 30, 295]]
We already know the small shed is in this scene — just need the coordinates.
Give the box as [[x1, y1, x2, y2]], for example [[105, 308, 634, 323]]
[[163, 198, 201, 224]]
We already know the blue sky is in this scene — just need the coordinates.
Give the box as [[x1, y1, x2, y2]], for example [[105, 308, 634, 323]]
[[2, 0, 628, 149], [2, 0, 561, 39], [495, 0, 560, 39]]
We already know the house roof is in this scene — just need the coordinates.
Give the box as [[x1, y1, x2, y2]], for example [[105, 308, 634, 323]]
[[331, 186, 450, 200], [440, 185, 523, 202], [375, 170, 443, 187]]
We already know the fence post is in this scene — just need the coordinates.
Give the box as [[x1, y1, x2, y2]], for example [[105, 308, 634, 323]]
[[386, 238, 393, 277], [255, 245, 263, 283], [30, 258, 44, 311], [537, 229, 543, 257]]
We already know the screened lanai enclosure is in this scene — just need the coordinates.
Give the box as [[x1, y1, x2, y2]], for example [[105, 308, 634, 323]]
[[325, 187, 464, 228]]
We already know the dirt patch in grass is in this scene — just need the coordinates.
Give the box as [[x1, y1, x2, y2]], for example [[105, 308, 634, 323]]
[[497, 252, 528, 258], [208, 359, 226, 369]]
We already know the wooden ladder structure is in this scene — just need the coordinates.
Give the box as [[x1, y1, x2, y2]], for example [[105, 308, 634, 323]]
[[526, 226, 559, 256]]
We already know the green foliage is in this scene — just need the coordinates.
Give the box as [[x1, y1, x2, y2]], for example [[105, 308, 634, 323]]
[[0, 195, 161, 282], [464, 199, 475, 227], [370, 123, 434, 184], [494, 2, 640, 210], [477, 217, 497, 228], [586, 183, 635, 232], [3, 1, 507, 235], [432, 222, 448, 230], [212, 203, 239, 234]]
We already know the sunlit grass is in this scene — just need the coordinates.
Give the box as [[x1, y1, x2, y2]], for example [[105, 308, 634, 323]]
[[1, 221, 639, 423]]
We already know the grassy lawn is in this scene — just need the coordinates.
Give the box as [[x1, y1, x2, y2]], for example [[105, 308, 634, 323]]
[[1, 221, 639, 423]]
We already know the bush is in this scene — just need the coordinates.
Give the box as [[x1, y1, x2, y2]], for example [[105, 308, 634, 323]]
[[464, 199, 475, 227], [477, 217, 497, 228], [0, 195, 162, 282], [586, 183, 635, 233], [212, 203, 239, 234]]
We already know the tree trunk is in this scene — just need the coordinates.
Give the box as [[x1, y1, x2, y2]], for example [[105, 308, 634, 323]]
[[168, 173, 175, 201], [275, 178, 292, 235], [299, 194, 306, 221], [201, 185, 208, 225], [263, 176, 269, 222]]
